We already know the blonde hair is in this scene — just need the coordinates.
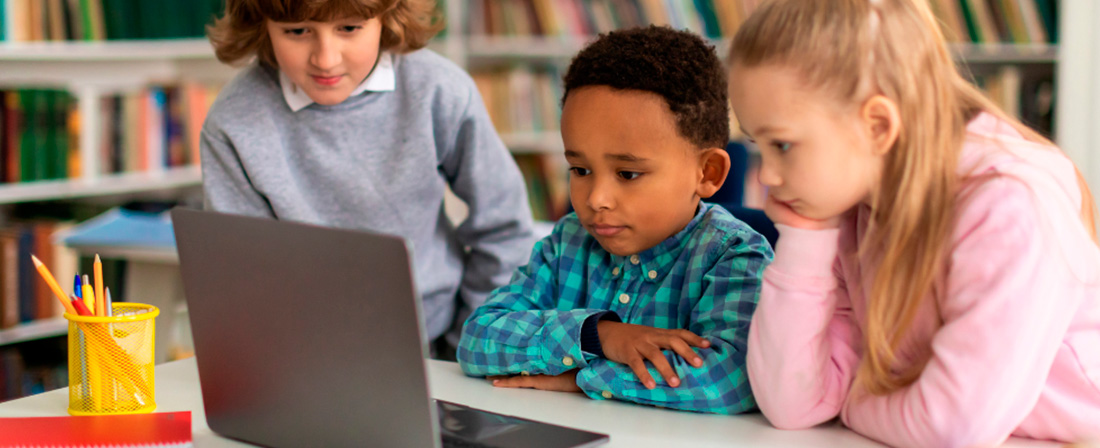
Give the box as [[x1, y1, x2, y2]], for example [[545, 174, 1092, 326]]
[[207, 0, 444, 67], [731, 0, 1098, 395]]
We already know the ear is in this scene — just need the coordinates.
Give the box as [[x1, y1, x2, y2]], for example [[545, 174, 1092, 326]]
[[696, 147, 731, 199], [860, 95, 901, 155]]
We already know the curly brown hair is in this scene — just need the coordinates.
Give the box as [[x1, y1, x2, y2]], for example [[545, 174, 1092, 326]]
[[207, 0, 444, 67], [562, 25, 729, 149]]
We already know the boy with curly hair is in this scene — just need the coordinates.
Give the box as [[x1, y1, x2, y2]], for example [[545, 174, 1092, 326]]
[[457, 26, 772, 414]]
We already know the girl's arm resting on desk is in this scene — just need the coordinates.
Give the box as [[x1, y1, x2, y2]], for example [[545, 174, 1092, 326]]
[[841, 182, 1083, 448], [200, 129, 275, 217], [747, 225, 862, 428], [439, 82, 536, 312], [456, 235, 605, 378], [574, 241, 769, 415]]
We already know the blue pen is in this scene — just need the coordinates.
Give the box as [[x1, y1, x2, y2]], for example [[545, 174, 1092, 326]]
[[74, 274, 82, 299]]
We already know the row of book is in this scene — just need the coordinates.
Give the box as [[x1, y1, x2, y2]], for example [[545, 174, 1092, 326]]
[[0, 0, 224, 42], [932, 0, 1058, 44], [465, 0, 1058, 45], [0, 218, 129, 329], [467, 0, 759, 40], [473, 66, 563, 135], [0, 84, 218, 183]]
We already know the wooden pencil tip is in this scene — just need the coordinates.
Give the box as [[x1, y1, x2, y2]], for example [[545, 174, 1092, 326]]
[[95, 254, 101, 262], [30, 254, 42, 266]]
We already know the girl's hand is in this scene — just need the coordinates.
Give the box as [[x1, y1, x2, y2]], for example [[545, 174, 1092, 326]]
[[764, 196, 841, 230]]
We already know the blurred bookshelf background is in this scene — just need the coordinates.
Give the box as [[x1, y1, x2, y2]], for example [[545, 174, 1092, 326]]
[[2, 0, 1098, 401]]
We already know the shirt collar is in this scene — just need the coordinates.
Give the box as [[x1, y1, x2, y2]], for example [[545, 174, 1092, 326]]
[[279, 52, 395, 112], [607, 203, 710, 283]]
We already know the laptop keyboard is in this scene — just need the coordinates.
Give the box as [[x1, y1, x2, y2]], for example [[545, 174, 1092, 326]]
[[442, 434, 497, 448]]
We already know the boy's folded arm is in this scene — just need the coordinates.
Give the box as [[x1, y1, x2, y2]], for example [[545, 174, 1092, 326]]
[[746, 226, 862, 429], [457, 233, 606, 377], [574, 235, 770, 415]]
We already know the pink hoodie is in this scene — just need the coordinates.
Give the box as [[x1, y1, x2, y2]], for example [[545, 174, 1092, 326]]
[[747, 113, 1100, 448]]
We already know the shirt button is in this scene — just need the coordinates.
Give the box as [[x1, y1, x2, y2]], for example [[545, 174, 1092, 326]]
[[521, 371, 530, 376], [630, 255, 640, 265], [563, 356, 574, 367], [601, 390, 613, 399], [648, 270, 657, 279], [618, 293, 630, 304], [612, 267, 620, 276]]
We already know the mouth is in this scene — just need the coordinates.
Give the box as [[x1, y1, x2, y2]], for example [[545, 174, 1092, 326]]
[[589, 224, 627, 237], [310, 74, 343, 86]]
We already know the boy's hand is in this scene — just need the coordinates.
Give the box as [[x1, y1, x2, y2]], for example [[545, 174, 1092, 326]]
[[490, 371, 581, 392], [597, 321, 710, 389], [764, 195, 841, 230]]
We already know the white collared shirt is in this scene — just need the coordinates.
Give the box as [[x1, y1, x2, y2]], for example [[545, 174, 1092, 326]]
[[278, 52, 396, 112]]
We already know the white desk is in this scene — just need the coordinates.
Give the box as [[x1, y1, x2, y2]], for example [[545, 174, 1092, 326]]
[[0, 358, 1062, 447]]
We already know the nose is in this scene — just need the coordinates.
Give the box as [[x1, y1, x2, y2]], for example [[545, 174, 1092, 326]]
[[758, 154, 783, 188], [310, 33, 341, 71], [585, 175, 616, 212]]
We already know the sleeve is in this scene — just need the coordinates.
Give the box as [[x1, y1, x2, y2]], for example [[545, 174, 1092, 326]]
[[746, 224, 863, 428], [574, 232, 773, 415], [199, 126, 274, 217], [438, 81, 536, 314], [456, 233, 606, 377], [840, 180, 1084, 448]]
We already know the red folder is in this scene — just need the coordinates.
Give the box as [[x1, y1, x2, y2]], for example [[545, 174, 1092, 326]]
[[0, 411, 192, 447]]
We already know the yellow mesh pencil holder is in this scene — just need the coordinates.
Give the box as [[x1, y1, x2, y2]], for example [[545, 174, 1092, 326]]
[[65, 303, 159, 416]]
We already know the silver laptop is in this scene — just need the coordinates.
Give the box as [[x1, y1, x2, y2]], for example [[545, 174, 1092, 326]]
[[171, 208, 609, 448]]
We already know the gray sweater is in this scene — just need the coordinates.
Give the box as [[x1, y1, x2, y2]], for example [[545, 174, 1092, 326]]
[[199, 49, 535, 341]]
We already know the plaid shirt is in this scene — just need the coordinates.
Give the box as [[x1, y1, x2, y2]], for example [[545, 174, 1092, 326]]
[[457, 203, 772, 414]]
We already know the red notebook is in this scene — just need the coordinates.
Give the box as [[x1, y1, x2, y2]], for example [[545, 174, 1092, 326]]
[[0, 411, 192, 447]]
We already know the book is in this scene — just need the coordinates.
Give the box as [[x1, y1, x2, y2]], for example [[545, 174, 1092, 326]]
[[0, 411, 192, 447], [58, 207, 175, 252]]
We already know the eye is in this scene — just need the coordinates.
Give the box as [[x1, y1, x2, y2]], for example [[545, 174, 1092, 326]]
[[284, 28, 308, 36], [773, 141, 792, 152], [569, 167, 591, 177], [339, 25, 362, 33], [618, 171, 642, 181]]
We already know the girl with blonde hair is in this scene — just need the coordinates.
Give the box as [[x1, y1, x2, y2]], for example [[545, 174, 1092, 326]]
[[729, 0, 1100, 446]]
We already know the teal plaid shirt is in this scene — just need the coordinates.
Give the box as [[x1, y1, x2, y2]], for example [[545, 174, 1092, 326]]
[[457, 203, 772, 414]]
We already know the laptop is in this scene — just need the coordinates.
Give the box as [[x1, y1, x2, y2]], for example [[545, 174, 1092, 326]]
[[171, 208, 609, 448]]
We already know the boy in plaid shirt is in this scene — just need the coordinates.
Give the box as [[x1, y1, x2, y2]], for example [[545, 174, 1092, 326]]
[[457, 26, 772, 415]]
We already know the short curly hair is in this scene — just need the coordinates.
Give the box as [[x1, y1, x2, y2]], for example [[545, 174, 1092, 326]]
[[562, 25, 730, 149], [208, 0, 444, 67]]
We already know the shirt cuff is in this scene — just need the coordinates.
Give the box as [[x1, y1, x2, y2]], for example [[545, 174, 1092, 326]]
[[580, 311, 622, 358]]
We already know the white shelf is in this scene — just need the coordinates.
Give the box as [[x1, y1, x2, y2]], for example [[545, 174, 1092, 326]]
[[501, 132, 564, 154], [0, 318, 67, 347], [0, 39, 215, 61], [465, 36, 1058, 65], [0, 166, 202, 204]]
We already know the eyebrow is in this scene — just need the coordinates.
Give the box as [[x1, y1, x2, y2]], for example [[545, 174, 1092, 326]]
[[564, 150, 649, 163], [741, 124, 787, 138]]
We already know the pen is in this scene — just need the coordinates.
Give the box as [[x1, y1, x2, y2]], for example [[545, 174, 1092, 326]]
[[105, 287, 113, 317], [82, 283, 95, 316], [74, 275, 82, 299]]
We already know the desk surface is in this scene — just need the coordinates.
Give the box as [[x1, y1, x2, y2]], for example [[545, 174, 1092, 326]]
[[0, 358, 1061, 448]]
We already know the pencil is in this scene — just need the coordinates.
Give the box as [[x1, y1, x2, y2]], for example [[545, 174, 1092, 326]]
[[30, 255, 77, 316], [94, 255, 105, 317]]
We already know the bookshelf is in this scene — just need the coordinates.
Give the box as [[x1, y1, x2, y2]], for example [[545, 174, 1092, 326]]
[[0, 317, 65, 347]]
